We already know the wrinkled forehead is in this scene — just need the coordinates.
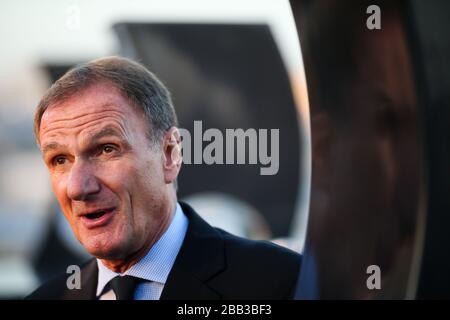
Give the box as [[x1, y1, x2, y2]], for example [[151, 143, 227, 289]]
[[38, 83, 148, 145]]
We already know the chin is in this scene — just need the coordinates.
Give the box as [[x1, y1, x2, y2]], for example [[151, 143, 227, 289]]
[[81, 234, 129, 260]]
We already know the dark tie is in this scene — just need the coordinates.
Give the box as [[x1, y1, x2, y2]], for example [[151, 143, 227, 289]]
[[108, 275, 141, 300]]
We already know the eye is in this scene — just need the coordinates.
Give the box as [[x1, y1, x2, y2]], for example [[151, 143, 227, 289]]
[[52, 156, 67, 166], [101, 144, 117, 154]]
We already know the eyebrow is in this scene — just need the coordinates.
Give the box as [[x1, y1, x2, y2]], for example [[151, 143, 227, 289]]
[[42, 142, 66, 156]]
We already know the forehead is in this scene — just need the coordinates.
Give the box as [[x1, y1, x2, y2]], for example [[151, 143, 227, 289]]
[[39, 82, 147, 142]]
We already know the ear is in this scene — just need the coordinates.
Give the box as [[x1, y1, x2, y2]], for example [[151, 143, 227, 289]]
[[162, 127, 182, 184]]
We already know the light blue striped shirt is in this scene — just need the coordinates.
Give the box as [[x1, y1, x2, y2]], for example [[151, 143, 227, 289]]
[[96, 202, 188, 300]]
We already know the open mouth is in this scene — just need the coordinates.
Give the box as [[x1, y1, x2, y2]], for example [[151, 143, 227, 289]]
[[80, 207, 116, 228], [85, 210, 109, 220]]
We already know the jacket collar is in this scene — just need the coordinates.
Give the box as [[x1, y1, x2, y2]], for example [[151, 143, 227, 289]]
[[160, 201, 226, 299]]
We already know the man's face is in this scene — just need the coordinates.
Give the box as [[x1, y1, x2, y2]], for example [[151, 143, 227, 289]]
[[39, 82, 174, 260]]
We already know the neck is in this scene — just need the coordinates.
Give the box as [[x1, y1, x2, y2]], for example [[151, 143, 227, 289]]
[[100, 198, 177, 273]]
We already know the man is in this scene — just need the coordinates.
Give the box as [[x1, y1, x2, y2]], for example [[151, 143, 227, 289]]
[[27, 56, 301, 300]]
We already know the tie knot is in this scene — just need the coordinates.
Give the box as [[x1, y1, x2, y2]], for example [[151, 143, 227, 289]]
[[108, 275, 141, 300]]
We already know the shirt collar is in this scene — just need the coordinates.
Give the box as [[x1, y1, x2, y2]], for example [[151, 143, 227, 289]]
[[96, 202, 189, 297]]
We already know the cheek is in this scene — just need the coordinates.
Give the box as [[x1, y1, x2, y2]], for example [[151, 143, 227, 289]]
[[92, 161, 147, 213], [127, 154, 164, 186], [128, 159, 166, 207], [96, 161, 134, 193]]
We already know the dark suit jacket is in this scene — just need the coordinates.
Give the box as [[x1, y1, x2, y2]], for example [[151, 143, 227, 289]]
[[26, 202, 301, 300]]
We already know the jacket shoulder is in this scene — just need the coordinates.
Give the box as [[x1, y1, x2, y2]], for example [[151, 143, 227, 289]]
[[25, 259, 97, 300], [214, 228, 301, 299]]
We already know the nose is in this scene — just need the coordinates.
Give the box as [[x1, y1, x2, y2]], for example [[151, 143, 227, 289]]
[[66, 159, 101, 201]]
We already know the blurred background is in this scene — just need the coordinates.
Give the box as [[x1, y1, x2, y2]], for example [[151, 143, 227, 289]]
[[1, 0, 449, 300]]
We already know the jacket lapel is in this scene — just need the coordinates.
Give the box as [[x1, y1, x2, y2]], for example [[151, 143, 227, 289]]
[[160, 202, 226, 300]]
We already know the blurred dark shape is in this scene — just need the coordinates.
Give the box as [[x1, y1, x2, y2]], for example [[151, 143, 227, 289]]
[[33, 203, 88, 284], [114, 23, 301, 237], [408, 0, 450, 299], [292, 0, 424, 298]]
